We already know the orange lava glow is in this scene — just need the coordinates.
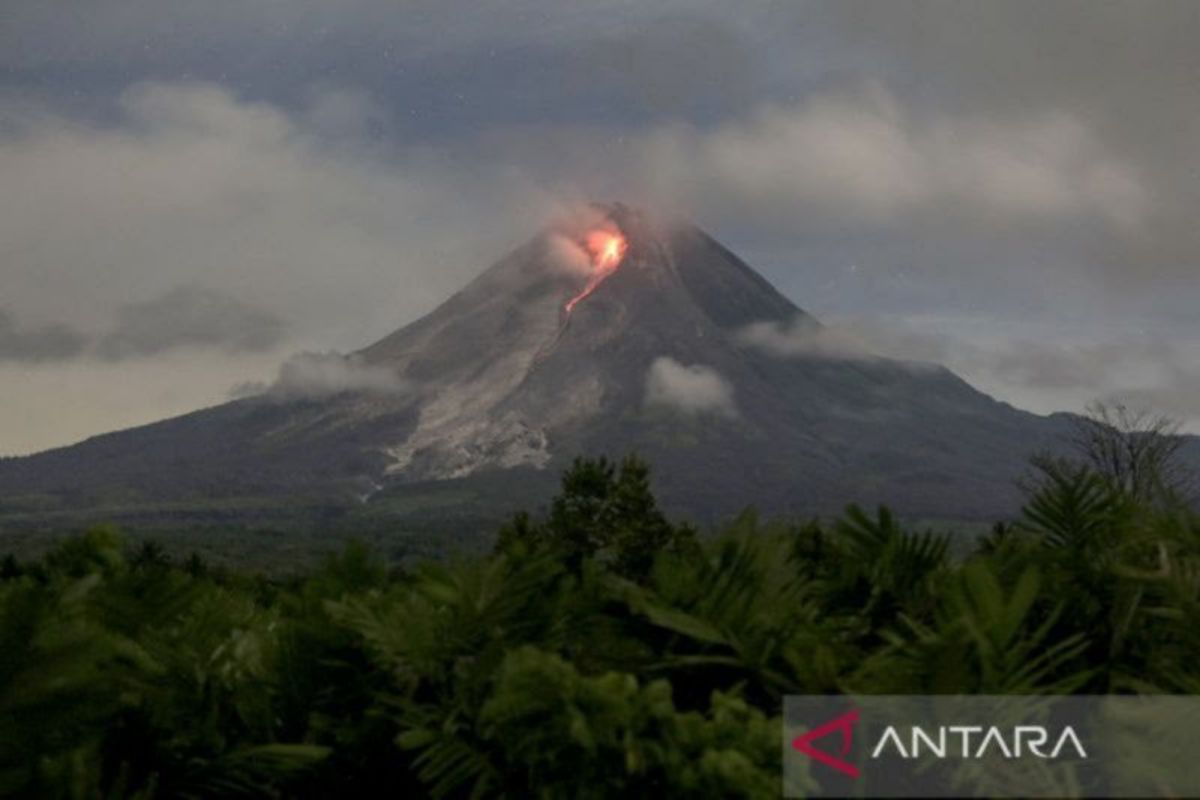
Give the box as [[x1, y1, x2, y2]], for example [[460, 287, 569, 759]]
[[565, 229, 628, 313]]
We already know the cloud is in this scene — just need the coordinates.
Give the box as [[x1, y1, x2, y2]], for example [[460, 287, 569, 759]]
[[478, 81, 1160, 306], [981, 339, 1169, 391], [976, 337, 1200, 432], [644, 357, 736, 417], [1110, 367, 1200, 426], [737, 317, 865, 361], [0, 2, 745, 120], [736, 315, 951, 366], [740, 315, 1180, 396], [97, 286, 284, 359], [825, 1, 1200, 286], [237, 351, 409, 401], [826, 1, 1200, 132], [0, 309, 87, 363], [741, 312, 1200, 430], [0, 80, 559, 452], [633, 86, 1146, 241], [0, 287, 285, 363], [0, 81, 554, 350], [0, 1, 708, 72], [3, 3, 1197, 298], [2, 3, 1199, 450]]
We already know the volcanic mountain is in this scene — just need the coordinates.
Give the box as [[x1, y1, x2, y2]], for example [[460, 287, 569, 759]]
[[0, 204, 1128, 538]]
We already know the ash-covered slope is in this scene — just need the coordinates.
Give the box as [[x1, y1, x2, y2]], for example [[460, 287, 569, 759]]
[[352, 204, 811, 483], [0, 204, 1095, 532]]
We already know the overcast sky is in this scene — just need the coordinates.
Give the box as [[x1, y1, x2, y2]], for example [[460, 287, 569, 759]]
[[2, 1, 1199, 454]]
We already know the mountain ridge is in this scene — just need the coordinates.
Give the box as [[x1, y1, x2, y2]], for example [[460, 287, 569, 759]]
[[2, 203, 1190, 539]]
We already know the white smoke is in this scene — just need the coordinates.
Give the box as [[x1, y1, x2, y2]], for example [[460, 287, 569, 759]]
[[235, 351, 408, 400], [644, 357, 737, 417], [545, 205, 624, 277]]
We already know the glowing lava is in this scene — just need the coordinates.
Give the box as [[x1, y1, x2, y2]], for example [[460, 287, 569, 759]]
[[564, 229, 628, 314]]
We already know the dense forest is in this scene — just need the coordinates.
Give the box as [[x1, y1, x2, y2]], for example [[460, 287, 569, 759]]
[[2, 407, 1198, 799]]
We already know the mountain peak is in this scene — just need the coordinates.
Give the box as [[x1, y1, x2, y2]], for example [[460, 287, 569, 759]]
[[0, 207, 1078, 531], [344, 205, 818, 480], [361, 204, 803, 357]]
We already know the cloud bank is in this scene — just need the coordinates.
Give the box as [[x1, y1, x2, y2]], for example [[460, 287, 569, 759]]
[[0, 310, 88, 363], [0, 82, 553, 350], [0, 287, 285, 363], [97, 286, 285, 359], [235, 351, 408, 401], [736, 316, 950, 367], [739, 313, 1200, 431], [635, 87, 1146, 242], [3, 1, 1200, 448]]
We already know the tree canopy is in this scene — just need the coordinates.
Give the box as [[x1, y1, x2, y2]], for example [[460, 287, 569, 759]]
[[1, 444, 1198, 797]]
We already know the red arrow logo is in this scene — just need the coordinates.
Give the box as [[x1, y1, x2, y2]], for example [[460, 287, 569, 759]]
[[791, 708, 861, 778]]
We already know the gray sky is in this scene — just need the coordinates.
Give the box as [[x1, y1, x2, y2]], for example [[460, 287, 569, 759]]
[[2, 1, 1199, 454]]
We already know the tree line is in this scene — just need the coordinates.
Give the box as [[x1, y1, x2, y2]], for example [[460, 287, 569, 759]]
[[1, 404, 1197, 798]]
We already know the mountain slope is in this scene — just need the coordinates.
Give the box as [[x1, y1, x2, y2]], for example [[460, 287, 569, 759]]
[[0, 203, 1155, 535]]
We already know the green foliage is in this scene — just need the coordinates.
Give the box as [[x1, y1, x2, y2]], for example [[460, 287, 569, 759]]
[[477, 647, 782, 799], [614, 516, 839, 700], [0, 572, 126, 797], [857, 561, 1091, 694], [0, 451, 1197, 797], [496, 455, 697, 581], [1021, 457, 1128, 552], [828, 505, 950, 631]]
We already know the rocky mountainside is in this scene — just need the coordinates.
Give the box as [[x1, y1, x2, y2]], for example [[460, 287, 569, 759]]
[[3, 203, 1172, 538]]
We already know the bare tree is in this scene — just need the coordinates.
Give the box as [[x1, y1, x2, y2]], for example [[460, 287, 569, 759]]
[[1069, 402, 1194, 507]]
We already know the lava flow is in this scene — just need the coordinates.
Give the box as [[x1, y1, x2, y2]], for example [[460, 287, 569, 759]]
[[564, 228, 628, 314]]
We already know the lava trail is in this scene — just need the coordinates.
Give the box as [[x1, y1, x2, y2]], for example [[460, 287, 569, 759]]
[[530, 227, 628, 366], [564, 229, 628, 314]]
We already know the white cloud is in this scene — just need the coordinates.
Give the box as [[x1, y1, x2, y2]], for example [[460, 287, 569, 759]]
[[635, 85, 1147, 238], [737, 318, 867, 360], [0, 81, 560, 451], [239, 351, 409, 401], [644, 357, 736, 417], [0, 81, 554, 344], [0, 74, 1188, 453], [739, 312, 1200, 432], [736, 316, 950, 366]]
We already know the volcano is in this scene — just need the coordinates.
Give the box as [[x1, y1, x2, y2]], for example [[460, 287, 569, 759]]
[[0, 204, 1109, 540]]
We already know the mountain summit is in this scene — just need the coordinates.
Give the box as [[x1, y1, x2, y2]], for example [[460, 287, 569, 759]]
[[0, 204, 1078, 535], [352, 202, 814, 482]]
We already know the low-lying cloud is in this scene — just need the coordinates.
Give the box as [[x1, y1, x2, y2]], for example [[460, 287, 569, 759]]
[[97, 286, 284, 359], [645, 356, 736, 417], [973, 337, 1200, 433], [736, 315, 950, 366], [0, 309, 88, 363], [0, 81, 553, 351], [0, 287, 285, 363], [739, 313, 1200, 430], [234, 351, 408, 401]]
